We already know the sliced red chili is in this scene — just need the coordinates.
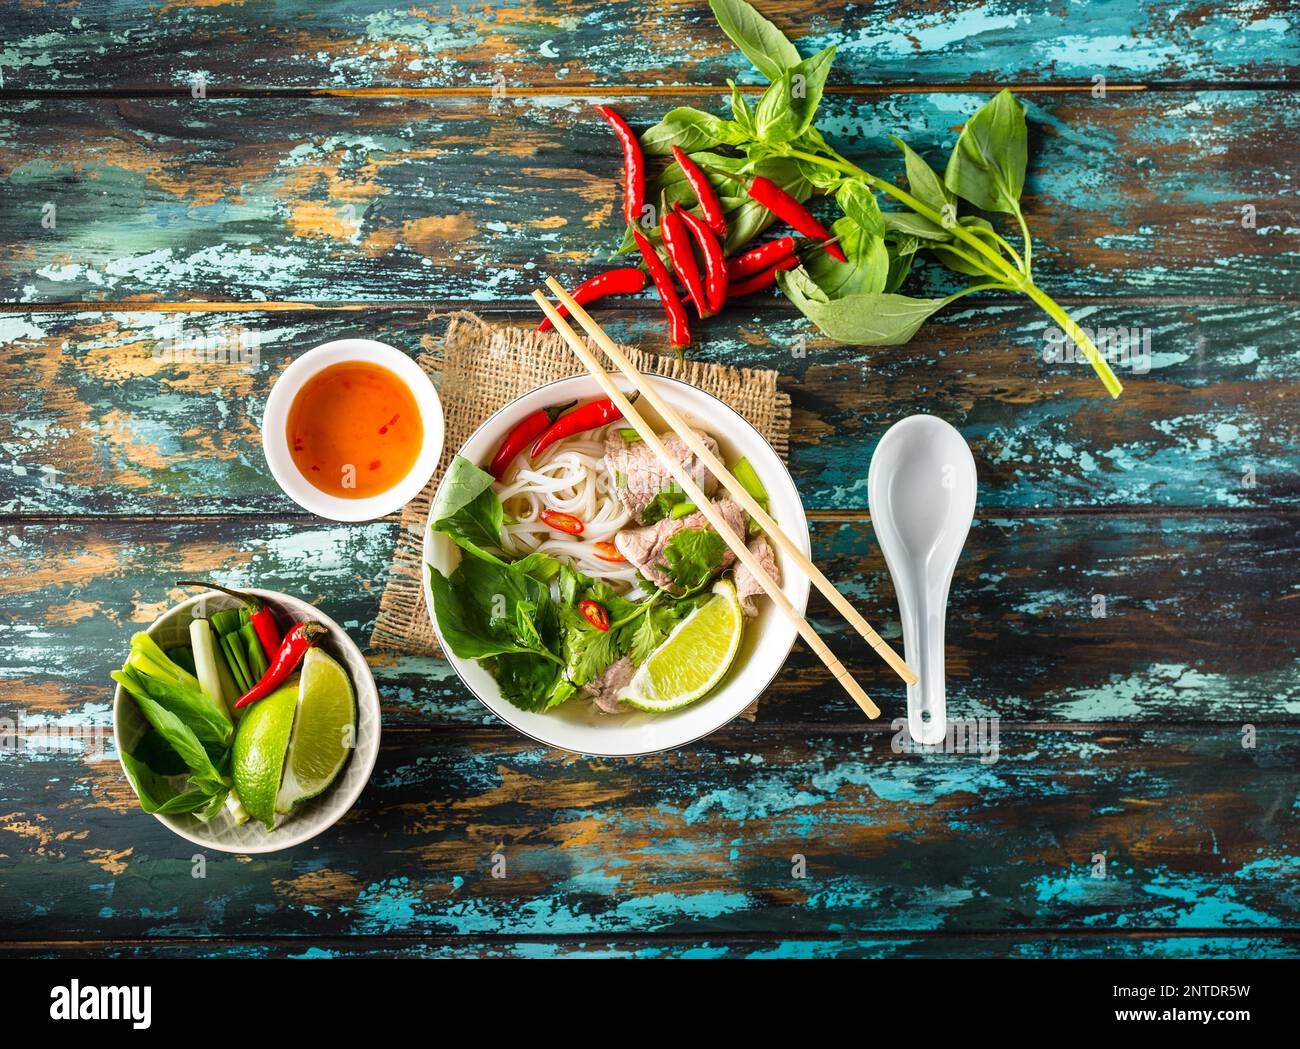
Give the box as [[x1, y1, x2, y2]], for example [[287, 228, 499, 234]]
[[593, 541, 626, 563], [540, 509, 585, 535], [579, 599, 610, 632]]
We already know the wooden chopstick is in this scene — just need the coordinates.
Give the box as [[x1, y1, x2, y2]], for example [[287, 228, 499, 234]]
[[543, 275, 918, 689], [532, 286, 883, 720]]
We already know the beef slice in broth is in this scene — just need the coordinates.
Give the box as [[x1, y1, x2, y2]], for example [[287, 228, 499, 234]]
[[605, 429, 721, 522]]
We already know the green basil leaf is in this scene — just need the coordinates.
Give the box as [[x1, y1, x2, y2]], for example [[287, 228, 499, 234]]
[[427, 555, 560, 665], [111, 667, 232, 748], [709, 0, 802, 82], [795, 158, 842, 191], [490, 651, 564, 712], [802, 218, 889, 298], [121, 749, 213, 815], [779, 271, 961, 345], [511, 551, 563, 583], [930, 216, 1003, 276], [835, 179, 885, 237], [129, 693, 227, 794], [889, 135, 953, 215], [753, 45, 834, 144], [882, 210, 952, 241], [640, 107, 746, 155], [788, 45, 835, 133], [430, 455, 504, 554], [883, 235, 920, 293], [728, 80, 756, 133], [754, 72, 797, 142], [943, 88, 1028, 214]]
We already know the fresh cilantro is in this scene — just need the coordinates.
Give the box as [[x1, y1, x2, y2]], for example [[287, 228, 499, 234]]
[[639, 482, 692, 525], [658, 527, 727, 591]]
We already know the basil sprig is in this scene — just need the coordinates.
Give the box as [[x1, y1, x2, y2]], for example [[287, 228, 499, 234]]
[[637, 0, 1124, 398]]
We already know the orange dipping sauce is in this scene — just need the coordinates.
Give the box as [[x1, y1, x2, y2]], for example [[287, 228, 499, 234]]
[[286, 361, 423, 498]]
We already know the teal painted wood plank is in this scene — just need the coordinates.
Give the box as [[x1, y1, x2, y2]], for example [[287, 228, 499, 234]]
[[3, 515, 1297, 729], [1, 91, 1294, 303], [5, 934, 1297, 959], [1, 727, 1295, 939], [3, 306, 1296, 515], [1, 1, 1295, 90]]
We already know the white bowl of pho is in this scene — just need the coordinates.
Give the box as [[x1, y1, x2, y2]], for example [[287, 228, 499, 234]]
[[422, 374, 810, 756]]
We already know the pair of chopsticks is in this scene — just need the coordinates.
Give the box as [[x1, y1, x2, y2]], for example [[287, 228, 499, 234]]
[[532, 277, 918, 720]]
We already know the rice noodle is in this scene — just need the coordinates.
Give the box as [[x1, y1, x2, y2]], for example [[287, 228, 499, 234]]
[[497, 423, 639, 588]]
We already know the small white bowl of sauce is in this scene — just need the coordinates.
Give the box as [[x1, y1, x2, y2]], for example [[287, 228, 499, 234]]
[[262, 338, 444, 521]]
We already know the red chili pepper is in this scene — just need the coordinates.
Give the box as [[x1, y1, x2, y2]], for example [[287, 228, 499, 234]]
[[595, 105, 645, 228], [631, 228, 690, 348], [729, 256, 799, 298], [745, 176, 846, 261], [535, 268, 647, 333], [176, 580, 281, 661], [660, 203, 709, 320], [593, 541, 626, 563], [530, 394, 633, 460], [671, 146, 726, 238], [675, 205, 728, 315], [489, 400, 577, 479], [540, 509, 585, 535], [727, 236, 797, 280], [579, 599, 610, 632], [233, 621, 327, 710]]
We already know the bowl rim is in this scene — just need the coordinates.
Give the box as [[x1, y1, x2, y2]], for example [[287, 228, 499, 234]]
[[111, 588, 381, 854], [261, 338, 445, 522], [422, 372, 810, 757]]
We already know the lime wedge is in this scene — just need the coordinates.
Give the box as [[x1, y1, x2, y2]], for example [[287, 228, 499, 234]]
[[621, 580, 744, 713], [275, 648, 356, 815], [231, 679, 299, 830]]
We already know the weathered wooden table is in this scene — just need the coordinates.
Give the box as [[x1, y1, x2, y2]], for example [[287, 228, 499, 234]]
[[2, 1, 1296, 959]]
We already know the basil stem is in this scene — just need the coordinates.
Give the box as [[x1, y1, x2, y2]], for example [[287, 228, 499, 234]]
[[787, 147, 1122, 398]]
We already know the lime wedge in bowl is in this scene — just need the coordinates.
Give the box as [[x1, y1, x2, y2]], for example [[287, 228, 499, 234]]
[[232, 679, 299, 830], [622, 580, 744, 713], [276, 648, 357, 815]]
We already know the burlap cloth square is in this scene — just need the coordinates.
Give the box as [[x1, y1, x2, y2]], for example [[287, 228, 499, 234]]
[[371, 313, 792, 703]]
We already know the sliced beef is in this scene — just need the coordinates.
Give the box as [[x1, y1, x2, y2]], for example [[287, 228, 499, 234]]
[[605, 429, 721, 522], [614, 497, 746, 593], [733, 536, 779, 616], [584, 656, 635, 714]]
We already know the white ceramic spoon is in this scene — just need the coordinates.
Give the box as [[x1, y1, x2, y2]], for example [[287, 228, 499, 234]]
[[867, 415, 977, 746]]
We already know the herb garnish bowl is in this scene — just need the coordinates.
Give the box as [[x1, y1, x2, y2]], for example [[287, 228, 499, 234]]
[[111, 589, 381, 854], [422, 374, 811, 757]]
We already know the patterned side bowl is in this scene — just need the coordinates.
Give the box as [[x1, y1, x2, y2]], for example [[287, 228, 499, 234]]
[[111, 589, 381, 854]]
